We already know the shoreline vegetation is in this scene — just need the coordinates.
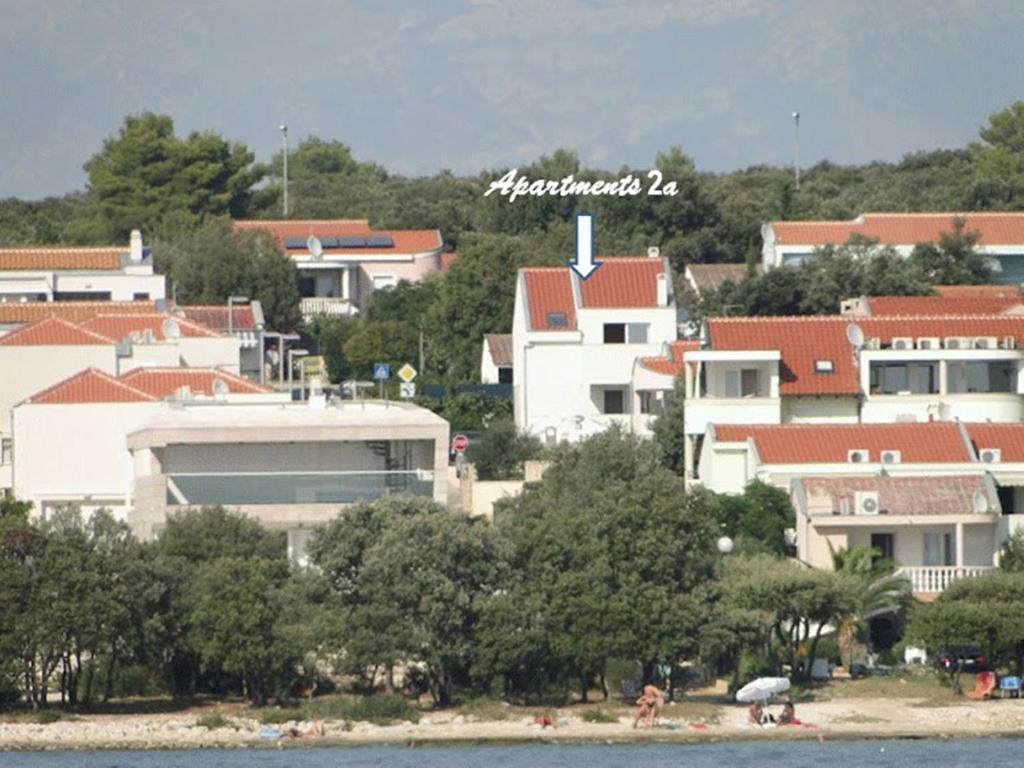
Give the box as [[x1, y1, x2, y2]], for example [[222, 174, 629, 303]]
[[4, 676, 1024, 752]]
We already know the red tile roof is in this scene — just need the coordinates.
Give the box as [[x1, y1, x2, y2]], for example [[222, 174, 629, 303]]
[[233, 220, 442, 255], [856, 315, 1024, 344], [522, 269, 576, 331], [685, 263, 761, 293], [0, 248, 125, 271], [0, 317, 113, 346], [964, 423, 1024, 463], [579, 258, 665, 308], [119, 367, 271, 396], [176, 305, 259, 332], [936, 285, 1024, 299], [771, 212, 1024, 246], [441, 252, 458, 272], [639, 340, 699, 376], [80, 313, 222, 341], [484, 334, 513, 367], [27, 368, 157, 405], [713, 423, 972, 464], [0, 301, 158, 325], [706, 317, 861, 395], [865, 296, 1024, 316], [800, 475, 993, 516]]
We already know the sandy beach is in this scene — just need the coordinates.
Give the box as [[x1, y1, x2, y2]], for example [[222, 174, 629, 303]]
[[3, 692, 1024, 751]]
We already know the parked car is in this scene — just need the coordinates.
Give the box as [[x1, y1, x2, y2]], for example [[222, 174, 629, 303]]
[[934, 645, 989, 672]]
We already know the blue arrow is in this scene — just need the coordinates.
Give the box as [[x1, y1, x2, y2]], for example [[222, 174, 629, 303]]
[[568, 212, 602, 280]]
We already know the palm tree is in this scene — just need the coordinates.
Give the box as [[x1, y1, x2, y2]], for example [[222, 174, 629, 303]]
[[830, 545, 913, 668]]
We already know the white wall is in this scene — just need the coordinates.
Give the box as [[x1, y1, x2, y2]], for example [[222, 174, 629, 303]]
[[781, 397, 860, 423], [116, 343, 181, 372], [862, 395, 1024, 424], [178, 337, 241, 372], [480, 339, 500, 384], [55, 273, 166, 301], [686, 400, 781, 436]]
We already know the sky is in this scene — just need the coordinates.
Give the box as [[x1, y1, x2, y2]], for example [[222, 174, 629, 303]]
[[2, 0, 1023, 200]]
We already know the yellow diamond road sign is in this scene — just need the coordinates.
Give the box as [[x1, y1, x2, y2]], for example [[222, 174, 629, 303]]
[[398, 363, 417, 383]]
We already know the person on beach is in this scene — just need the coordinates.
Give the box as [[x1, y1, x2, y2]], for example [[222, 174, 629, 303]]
[[778, 701, 800, 726], [633, 683, 664, 728], [747, 701, 764, 726], [533, 714, 556, 729], [285, 720, 324, 738]]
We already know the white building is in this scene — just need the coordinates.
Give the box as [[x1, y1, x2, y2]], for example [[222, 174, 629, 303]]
[[761, 212, 1024, 283], [234, 220, 443, 320], [0, 230, 165, 302], [480, 334, 512, 385], [511, 255, 678, 442]]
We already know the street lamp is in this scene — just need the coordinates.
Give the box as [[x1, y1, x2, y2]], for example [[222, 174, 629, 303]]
[[717, 536, 735, 555], [227, 295, 249, 336], [279, 124, 289, 217], [287, 348, 309, 400]]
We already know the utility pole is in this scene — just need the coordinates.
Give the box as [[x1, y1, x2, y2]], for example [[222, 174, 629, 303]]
[[419, 328, 425, 379], [792, 111, 800, 190], [279, 124, 289, 216]]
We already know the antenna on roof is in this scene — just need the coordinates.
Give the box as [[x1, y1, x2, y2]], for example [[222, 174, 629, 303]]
[[307, 235, 323, 260], [212, 377, 229, 396], [845, 323, 865, 350], [162, 318, 181, 340]]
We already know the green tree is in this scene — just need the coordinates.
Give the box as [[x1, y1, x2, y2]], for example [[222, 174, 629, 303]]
[[908, 218, 994, 284], [467, 419, 542, 481], [651, 374, 687, 474], [711, 481, 794, 555], [342, 320, 420, 380], [970, 100, 1024, 210], [307, 316, 361, 383]]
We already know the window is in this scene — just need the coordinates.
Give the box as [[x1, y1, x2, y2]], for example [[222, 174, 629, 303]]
[[870, 533, 895, 564], [923, 532, 954, 566], [627, 323, 649, 343], [603, 388, 625, 414], [0, 437, 11, 465], [498, 367, 513, 384], [603, 323, 626, 344], [947, 361, 1016, 394], [54, 291, 111, 301], [815, 359, 834, 373], [724, 369, 760, 398], [546, 311, 568, 328], [639, 391, 663, 415], [132, 292, 149, 300], [371, 275, 398, 291], [869, 362, 938, 394]]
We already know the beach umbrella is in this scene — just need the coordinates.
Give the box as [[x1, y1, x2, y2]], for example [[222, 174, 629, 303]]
[[735, 676, 791, 703]]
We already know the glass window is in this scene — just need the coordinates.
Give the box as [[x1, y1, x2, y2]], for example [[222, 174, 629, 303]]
[[546, 312, 567, 327], [948, 361, 1016, 393], [741, 369, 760, 397], [498, 367, 512, 384], [0, 437, 11, 465], [639, 391, 664, 415], [815, 360, 834, 373], [627, 323, 649, 343], [603, 389, 625, 414], [603, 324, 626, 344], [871, 363, 937, 394], [725, 370, 739, 398], [870, 533, 894, 564]]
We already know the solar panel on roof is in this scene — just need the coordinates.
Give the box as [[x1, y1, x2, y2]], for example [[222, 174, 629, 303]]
[[338, 236, 368, 248], [283, 237, 308, 249], [366, 235, 394, 248], [318, 236, 339, 248]]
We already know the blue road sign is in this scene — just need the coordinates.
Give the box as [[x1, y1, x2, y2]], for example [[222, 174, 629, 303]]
[[373, 363, 391, 381]]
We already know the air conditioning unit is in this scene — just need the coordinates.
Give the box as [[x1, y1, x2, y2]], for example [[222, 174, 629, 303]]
[[974, 336, 999, 350], [891, 337, 914, 351], [848, 449, 870, 463], [838, 498, 852, 516], [880, 450, 902, 464], [864, 337, 882, 350], [944, 337, 971, 350], [1004, 336, 1017, 350], [855, 490, 880, 515], [916, 337, 941, 350], [980, 448, 1002, 464]]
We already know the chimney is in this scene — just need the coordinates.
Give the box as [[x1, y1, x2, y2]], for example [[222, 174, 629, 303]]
[[656, 273, 669, 307], [647, 246, 661, 259], [130, 229, 144, 262]]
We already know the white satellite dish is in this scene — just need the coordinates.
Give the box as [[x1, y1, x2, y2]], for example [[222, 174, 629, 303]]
[[973, 489, 990, 514], [162, 318, 181, 340], [845, 323, 865, 349], [307, 236, 323, 260], [212, 377, 229, 396]]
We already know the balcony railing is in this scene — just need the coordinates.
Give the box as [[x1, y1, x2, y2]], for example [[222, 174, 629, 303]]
[[166, 470, 434, 506], [300, 297, 358, 318], [895, 565, 996, 594]]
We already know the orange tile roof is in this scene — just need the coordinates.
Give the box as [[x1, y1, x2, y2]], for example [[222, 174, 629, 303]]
[[0, 248, 125, 271], [176, 305, 259, 332], [119, 367, 271, 396], [771, 212, 1024, 246], [936, 285, 1024, 299], [484, 334, 513, 366], [80, 313, 222, 341], [441, 252, 457, 272], [713, 423, 972, 464], [639, 340, 699, 376], [523, 269, 576, 331], [856, 315, 1024, 343], [865, 296, 1024, 316], [706, 317, 861, 395], [800, 475, 992, 516], [579, 257, 665, 308], [0, 317, 113, 346], [0, 301, 158, 325], [27, 368, 157, 405], [233, 220, 442, 255], [964, 423, 1024, 462]]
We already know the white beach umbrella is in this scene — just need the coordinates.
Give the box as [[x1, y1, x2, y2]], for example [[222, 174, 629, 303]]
[[735, 676, 791, 703]]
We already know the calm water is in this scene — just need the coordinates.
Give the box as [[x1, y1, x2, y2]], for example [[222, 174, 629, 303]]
[[1, 740, 1021, 768]]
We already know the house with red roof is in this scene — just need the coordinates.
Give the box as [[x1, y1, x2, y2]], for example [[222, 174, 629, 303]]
[[233, 220, 443, 320], [840, 286, 1024, 318], [511, 253, 678, 441], [480, 334, 513, 385], [0, 229, 165, 303], [761, 212, 1024, 283]]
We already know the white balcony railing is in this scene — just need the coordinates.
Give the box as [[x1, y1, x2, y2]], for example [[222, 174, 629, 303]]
[[300, 297, 357, 318], [895, 565, 996, 594]]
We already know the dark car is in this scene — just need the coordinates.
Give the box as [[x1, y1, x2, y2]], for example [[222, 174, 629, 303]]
[[935, 645, 989, 672]]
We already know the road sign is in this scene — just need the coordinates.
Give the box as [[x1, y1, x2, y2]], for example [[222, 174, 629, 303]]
[[452, 433, 469, 453], [398, 363, 417, 383], [400, 382, 416, 399], [372, 363, 390, 381]]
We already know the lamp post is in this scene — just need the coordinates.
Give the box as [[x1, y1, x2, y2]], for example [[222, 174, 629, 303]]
[[287, 348, 309, 400], [717, 536, 735, 555], [227, 295, 249, 337], [279, 125, 289, 217], [792, 111, 800, 190]]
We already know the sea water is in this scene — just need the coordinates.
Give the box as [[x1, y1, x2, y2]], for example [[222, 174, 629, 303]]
[[1, 740, 1020, 768]]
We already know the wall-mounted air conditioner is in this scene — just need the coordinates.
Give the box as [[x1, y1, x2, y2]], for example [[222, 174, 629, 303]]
[[1004, 336, 1017, 350], [855, 490, 880, 515], [891, 337, 914, 351], [864, 338, 882, 350], [979, 448, 1002, 464], [848, 449, 870, 463], [880, 450, 902, 464], [944, 337, 971, 350], [974, 337, 999, 350], [916, 337, 941, 350]]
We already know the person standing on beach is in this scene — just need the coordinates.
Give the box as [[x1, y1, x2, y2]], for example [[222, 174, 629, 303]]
[[633, 683, 664, 728]]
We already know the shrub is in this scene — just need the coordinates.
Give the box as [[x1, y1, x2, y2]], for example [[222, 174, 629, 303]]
[[579, 709, 618, 723], [304, 693, 420, 725], [37, 710, 63, 724], [195, 714, 233, 730]]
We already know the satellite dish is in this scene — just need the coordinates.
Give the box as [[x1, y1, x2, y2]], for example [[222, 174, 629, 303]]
[[212, 377, 229, 396], [973, 490, 990, 514], [162, 318, 181, 340], [307, 236, 323, 260], [845, 323, 865, 349]]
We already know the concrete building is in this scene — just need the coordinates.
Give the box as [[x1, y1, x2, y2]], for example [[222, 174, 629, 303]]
[[512, 255, 678, 442], [761, 212, 1024, 283], [234, 220, 443, 320], [0, 230, 165, 302], [480, 334, 513, 384], [175, 302, 266, 381], [0, 300, 158, 335]]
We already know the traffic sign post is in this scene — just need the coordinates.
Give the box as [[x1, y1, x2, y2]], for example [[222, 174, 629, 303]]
[[452, 433, 469, 453], [400, 382, 416, 400], [398, 363, 417, 383], [373, 362, 390, 400]]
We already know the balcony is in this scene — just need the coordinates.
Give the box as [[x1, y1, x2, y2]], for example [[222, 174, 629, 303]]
[[895, 565, 997, 595], [300, 296, 358, 319]]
